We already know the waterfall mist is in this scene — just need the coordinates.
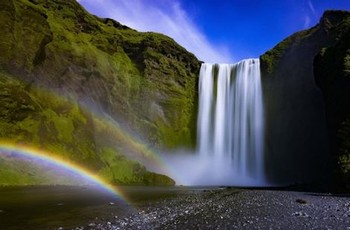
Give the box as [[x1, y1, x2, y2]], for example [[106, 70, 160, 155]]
[[163, 59, 267, 186]]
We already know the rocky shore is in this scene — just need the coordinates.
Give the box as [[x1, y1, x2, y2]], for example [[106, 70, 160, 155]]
[[82, 188, 350, 230]]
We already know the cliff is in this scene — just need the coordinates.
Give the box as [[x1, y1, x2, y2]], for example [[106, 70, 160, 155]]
[[0, 0, 200, 148], [0, 0, 201, 185], [2, 0, 348, 190], [260, 10, 350, 190], [313, 11, 350, 191]]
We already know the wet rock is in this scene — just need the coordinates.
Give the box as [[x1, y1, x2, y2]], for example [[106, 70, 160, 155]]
[[292, 211, 310, 218], [296, 198, 308, 204]]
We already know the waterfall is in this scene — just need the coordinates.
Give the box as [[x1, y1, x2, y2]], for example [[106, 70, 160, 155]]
[[197, 58, 265, 185]]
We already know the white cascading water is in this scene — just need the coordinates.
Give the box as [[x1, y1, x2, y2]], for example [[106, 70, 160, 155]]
[[196, 58, 265, 185], [161, 58, 266, 186]]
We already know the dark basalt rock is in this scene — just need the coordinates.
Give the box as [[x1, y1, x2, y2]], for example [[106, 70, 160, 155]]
[[314, 13, 350, 191], [260, 10, 350, 190]]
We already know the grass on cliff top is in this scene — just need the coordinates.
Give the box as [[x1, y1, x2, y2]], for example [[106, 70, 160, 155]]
[[260, 28, 316, 74], [260, 11, 350, 75]]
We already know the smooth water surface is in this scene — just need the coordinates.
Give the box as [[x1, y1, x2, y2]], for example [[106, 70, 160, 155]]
[[0, 185, 212, 230]]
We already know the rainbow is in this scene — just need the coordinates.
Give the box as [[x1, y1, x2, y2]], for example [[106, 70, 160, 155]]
[[97, 114, 170, 174], [0, 142, 128, 202]]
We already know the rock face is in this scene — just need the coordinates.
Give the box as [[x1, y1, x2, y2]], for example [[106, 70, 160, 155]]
[[260, 10, 350, 189], [0, 0, 200, 149], [313, 11, 350, 191], [0, 70, 176, 186], [2, 1, 348, 190], [0, 0, 201, 185]]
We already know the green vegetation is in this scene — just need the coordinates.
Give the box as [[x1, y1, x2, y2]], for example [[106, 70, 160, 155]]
[[344, 51, 350, 76], [316, 54, 350, 190], [260, 29, 314, 74], [0, 0, 200, 185], [260, 10, 350, 190], [0, 0, 200, 150], [312, 11, 350, 190], [260, 10, 350, 75], [0, 71, 174, 185], [0, 153, 86, 185], [338, 120, 350, 175]]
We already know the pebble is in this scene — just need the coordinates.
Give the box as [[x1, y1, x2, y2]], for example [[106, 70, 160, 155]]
[[76, 189, 350, 229], [295, 198, 307, 204], [292, 211, 310, 218]]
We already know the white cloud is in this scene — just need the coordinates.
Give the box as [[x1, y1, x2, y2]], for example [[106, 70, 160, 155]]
[[78, 0, 233, 63], [303, 15, 311, 29], [307, 0, 317, 17], [303, 0, 317, 29]]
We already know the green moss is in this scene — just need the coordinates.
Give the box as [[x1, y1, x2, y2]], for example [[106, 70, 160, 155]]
[[157, 121, 192, 149], [338, 119, 350, 180], [344, 51, 350, 76], [0, 0, 201, 185], [97, 147, 175, 185], [42, 110, 70, 142], [0, 167, 40, 185], [0, 0, 199, 150], [260, 29, 314, 74], [0, 70, 175, 185], [339, 154, 350, 173], [313, 14, 350, 190]]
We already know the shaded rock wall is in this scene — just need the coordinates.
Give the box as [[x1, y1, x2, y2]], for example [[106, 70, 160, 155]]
[[314, 12, 350, 190], [260, 11, 350, 187]]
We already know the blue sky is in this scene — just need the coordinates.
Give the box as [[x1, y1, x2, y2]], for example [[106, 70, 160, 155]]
[[78, 0, 349, 63]]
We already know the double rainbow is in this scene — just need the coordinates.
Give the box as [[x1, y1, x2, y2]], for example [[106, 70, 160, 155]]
[[0, 142, 128, 202]]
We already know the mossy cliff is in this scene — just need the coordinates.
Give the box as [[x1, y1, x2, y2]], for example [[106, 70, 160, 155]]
[[0, 0, 201, 185], [0, 71, 175, 185], [0, 0, 200, 149], [260, 10, 350, 190]]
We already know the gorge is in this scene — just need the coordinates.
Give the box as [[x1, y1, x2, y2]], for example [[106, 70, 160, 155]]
[[1, 1, 350, 229], [0, 0, 349, 192]]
